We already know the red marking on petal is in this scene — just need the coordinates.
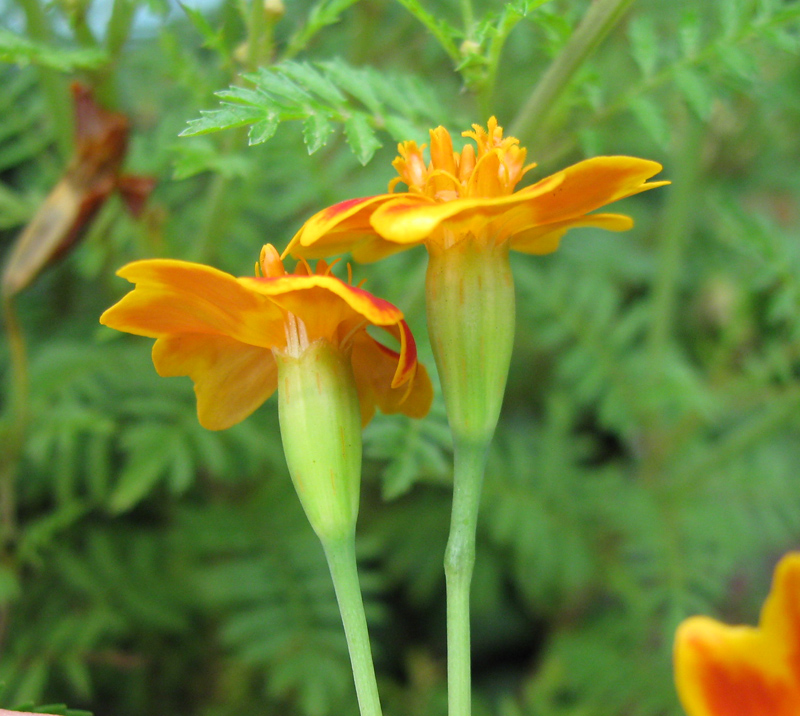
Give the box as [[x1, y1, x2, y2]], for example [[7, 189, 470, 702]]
[[694, 641, 797, 716], [343, 282, 400, 322], [375, 320, 418, 389], [324, 196, 377, 219]]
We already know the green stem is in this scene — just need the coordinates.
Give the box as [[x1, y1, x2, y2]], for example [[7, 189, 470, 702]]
[[0, 297, 30, 549], [393, 0, 461, 63], [17, 0, 72, 161], [283, 0, 361, 61], [459, 0, 474, 38], [322, 534, 383, 716], [190, 130, 239, 264], [648, 117, 704, 362], [509, 0, 637, 146], [675, 385, 800, 491], [445, 438, 488, 716], [105, 0, 137, 58]]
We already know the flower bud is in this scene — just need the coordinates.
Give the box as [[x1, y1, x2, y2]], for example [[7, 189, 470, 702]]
[[275, 339, 362, 541]]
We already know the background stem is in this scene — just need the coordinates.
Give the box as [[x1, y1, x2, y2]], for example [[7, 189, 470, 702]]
[[509, 0, 637, 147], [648, 117, 704, 362], [17, 0, 72, 160]]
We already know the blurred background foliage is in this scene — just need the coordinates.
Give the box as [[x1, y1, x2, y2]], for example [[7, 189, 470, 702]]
[[1, 0, 799, 714]]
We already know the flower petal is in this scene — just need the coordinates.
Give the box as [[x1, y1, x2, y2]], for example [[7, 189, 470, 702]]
[[505, 156, 668, 235], [674, 554, 800, 716], [239, 274, 404, 341], [153, 334, 277, 430], [675, 616, 800, 716], [350, 329, 433, 426], [370, 173, 564, 244], [100, 259, 285, 347], [284, 194, 403, 259], [510, 213, 634, 255], [760, 553, 800, 675]]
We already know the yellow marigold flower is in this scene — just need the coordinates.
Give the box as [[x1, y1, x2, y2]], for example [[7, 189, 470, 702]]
[[285, 118, 667, 444], [284, 116, 668, 262], [100, 244, 432, 432], [675, 553, 800, 716]]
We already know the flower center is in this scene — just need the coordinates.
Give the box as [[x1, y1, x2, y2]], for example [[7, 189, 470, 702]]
[[389, 117, 535, 202]]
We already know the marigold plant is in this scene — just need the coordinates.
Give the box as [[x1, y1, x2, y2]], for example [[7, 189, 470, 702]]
[[286, 117, 668, 716]]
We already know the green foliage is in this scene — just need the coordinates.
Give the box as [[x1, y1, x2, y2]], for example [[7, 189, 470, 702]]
[[181, 59, 446, 163], [0, 30, 107, 71], [2, 0, 800, 715]]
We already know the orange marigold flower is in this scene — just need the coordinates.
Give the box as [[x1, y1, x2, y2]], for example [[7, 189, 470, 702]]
[[674, 553, 800, 716], [284, 116, 668, 262], [100, 244, 432, 431]]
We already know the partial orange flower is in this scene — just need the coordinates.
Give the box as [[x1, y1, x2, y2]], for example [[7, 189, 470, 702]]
[[674, 552, 800, 716], [100, 244, 432, 430], [284, 117, 668, 262]]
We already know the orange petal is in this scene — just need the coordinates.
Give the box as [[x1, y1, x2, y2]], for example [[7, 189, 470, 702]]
[[284, 194, 402, 259], [510, 213, 634, 255], [100, 260, 285, 348], [429, 127, 457, 176], [505, 156, 668, 234], [370, 173, 564, 244], [675, 616, 800, 716], [239, 274, 404, 340], [465, 149, 503, 197], [350, 330, 433, 426], [674, 554, 800, 716], [760, 553, 800, 675], [350, 236, 421, 263], [385, 319, 418, 388], [153, 334, 278, 430]]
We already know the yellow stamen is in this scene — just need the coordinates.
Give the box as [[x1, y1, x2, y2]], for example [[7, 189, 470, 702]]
[[390, 117, 530, 200]]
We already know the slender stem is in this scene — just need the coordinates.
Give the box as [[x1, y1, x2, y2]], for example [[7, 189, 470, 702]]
[[392, 0, 461, 62], [106, 0, 137, 58], [675, 385, 800, 491], [445, 438, 489, 716], [509, 0, 637, 146], [0, 297, 29, 548], [246, 0, 269, 71], [283, 0, 362, 61], [323, 534, 383, 716], [648, 117, 704, 362], [17, 0, 72, 161], [459, 0, 474, 39]]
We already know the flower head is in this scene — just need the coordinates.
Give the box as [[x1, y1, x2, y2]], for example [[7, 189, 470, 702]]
[[285, 117, 668, 262], [100, 244, 432, 430], [674, 552, 800, 716]]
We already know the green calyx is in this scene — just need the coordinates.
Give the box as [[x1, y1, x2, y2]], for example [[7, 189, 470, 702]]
[[275, 339, 362, 542], [425, 240, 516, 446]]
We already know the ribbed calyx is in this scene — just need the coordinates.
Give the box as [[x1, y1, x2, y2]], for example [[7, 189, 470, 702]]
[[425, 239, 515, 446], [275, 340, 362, 541]]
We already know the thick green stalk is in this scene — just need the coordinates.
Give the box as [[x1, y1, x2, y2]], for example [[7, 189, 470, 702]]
[[323, 535, 383, 716], [444, 438, 489, 716], [509, 0, 637, 146]]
